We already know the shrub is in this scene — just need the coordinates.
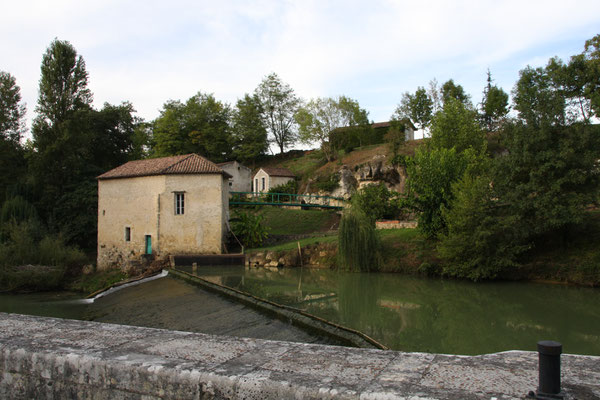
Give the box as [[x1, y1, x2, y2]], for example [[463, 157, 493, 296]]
[[352, 183, 402, 221], [314, 173, 339, 193], [266, 180, 298, 202], [230, 211, 269, 248]]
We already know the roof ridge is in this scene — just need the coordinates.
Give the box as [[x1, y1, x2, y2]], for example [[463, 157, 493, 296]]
[[162, 153, 195, 173]]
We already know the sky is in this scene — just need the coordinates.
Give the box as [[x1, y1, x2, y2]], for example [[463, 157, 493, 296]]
[[2, 0, 599, 141]]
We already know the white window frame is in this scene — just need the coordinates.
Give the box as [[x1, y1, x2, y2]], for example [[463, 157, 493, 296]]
[[175, 192, 185, 215]]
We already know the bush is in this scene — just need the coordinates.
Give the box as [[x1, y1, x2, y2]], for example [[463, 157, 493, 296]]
[[352, 183, 402, 221], [230, 211, 269, 248], [266, 180, 298, 202], [314, 173, 339, 193]]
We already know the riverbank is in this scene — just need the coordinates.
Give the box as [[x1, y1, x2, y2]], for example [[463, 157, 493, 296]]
[[247, 219, 600, 287]]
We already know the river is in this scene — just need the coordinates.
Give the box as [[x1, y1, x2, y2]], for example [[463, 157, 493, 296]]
[[1, 266, 599, 355]]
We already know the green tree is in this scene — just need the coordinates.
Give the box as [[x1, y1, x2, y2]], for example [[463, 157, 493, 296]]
[[0, 71, 26, 144], [152, 93, 232, 161], [583, 34, 600, 118], [0, 72, 27, 202], [295, 95, 369, 161], [255, 73, 301, 153], [393, 87, 433, 131], [438, 173, 527, 281], [407, 147, 476, 237], [441, 79, 471, 106], [429, 97, 486, 154], [480, 70, 509, 132], [338, 207, 380, 272], [231, 94, 268, 165]]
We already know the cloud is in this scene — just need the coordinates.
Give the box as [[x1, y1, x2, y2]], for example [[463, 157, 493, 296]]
[[2, 0, 599, 131]]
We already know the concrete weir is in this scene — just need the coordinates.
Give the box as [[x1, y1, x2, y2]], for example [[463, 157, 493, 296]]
[[1, 313, 600, 399]]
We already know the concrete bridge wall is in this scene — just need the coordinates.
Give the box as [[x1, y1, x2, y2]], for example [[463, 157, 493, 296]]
[[1, 313, 599, 399]]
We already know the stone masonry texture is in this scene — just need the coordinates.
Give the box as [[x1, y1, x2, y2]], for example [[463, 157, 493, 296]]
[[1, 313, 599, 399]]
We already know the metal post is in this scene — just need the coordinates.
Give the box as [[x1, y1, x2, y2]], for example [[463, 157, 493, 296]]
[[531, 340, 563, 399]]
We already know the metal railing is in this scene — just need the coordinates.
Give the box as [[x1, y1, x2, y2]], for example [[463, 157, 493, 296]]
[[229, 191, 346, 209]]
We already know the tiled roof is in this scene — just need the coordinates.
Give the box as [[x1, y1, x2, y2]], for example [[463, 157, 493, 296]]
[[97, 154, 232, 180], [258, 167, 296, 178]]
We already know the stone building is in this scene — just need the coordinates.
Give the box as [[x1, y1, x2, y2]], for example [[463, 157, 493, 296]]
[[96, 154, 231, 270], [217, 161, 252, 192], [253, 167, 295, 193]]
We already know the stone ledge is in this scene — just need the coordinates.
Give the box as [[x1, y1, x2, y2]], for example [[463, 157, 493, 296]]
[[1, 313, 599, 399]]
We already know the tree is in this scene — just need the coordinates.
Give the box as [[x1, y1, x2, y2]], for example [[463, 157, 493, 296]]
[[0, 72, 27, 202], [152, 93, 232, 161], [441, 79, 471, 106], [429, 97, 486, 154], [0, 71, 26, 144], [393, 87, 433, 132], [295, 95, 369, 161], [583, 34, 600, 118], [231, 94, 268, 165], [407, 147, 476, 237], [255, 73, 301, 153], [480, 70, 509, 132]]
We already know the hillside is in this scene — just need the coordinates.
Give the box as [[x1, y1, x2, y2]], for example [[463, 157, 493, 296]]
[[253, 139, 425, 197]]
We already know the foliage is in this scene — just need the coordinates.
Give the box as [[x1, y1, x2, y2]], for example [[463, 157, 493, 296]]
[[328, 124, 374, 153], [352, 183, 401, 221], [480, 70, 509, 132], [407, 147, 476, 237], [428, 97, 486, 154], [0, 196, 39, 238], [438, 174, 527, 281], [255, 73, 301, 154], [384, 121, 406, 161], [230, 211, 269, 248], [267, 180, 298, 202], [252, 207, 340, 236], [313, 173, 339, 193], [296, 96, 369, 161], [441, 79, 471, 106], [0, 71, 26, 144], [338, 207, 380, 272], [393, 87, 433, 131], [494, 122, 600, 238], [231, 94, 268, 165], [152, 92, 232, 161], [67, 268, 128, 294]]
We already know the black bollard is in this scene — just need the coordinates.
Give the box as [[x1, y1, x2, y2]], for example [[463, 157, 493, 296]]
[[536, 340, 563, 399]]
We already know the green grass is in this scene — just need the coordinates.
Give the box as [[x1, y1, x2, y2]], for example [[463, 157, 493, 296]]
[[248, 234, 338, 252], [67, 269, 128, 295], [252, 207, 340, 235]]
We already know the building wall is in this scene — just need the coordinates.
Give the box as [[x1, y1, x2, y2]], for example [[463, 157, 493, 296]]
[[405, 126, 415, 141], [97, 174, 226, 270], [253, 169, 294, 193], [220, 161, 252, 192]]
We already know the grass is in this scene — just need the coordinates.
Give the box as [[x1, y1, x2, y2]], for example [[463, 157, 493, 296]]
[[67, 269, 128, 294], [248, 207, 340, 236], [248, 234, 338, 252]]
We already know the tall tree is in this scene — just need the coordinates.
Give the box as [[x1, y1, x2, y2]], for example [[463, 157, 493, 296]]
[[0, 71, 27, 202], [0, 71, 26, 144], [583, 34, 600, 118], [393, 87, 433, 132], [255, 73, 301, 153], [152, 93, 232, 161], [295, 95, 369, 161], [441, 79, 471, 106], [480, 70, 509, 132], [429, 97, 486, 155], [231, 94, 268, 165]]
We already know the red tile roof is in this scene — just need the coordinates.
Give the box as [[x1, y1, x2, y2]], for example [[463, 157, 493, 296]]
[[97, 154, 232, 180], [258, 167, 296, 178]]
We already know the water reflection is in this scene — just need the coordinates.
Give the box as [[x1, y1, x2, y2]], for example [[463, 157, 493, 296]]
[[187, 265, 600, 355]]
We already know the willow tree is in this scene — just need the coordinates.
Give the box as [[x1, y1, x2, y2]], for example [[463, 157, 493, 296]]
[[338, 207, 380, 272]]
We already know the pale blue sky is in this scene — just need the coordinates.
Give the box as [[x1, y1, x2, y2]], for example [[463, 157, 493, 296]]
[[2, 0, 599, 139]]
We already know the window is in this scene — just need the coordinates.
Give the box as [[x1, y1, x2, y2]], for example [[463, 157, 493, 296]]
[[261, 177, 265, 191], [125, 227, 131, 242], [175, 192, 185, 215], [255, 179, 258, 193]]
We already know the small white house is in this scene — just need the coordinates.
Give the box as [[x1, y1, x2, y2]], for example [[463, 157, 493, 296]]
[[217, 161, 252, 192], [253, 167, 295, 193]]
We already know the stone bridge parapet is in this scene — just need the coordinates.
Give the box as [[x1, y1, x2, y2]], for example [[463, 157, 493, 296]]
[[1, 313, 599, 399]]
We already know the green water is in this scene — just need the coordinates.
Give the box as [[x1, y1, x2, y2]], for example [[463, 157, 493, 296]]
[[1, 267, 599, 356], [184, 265, 600, 355]]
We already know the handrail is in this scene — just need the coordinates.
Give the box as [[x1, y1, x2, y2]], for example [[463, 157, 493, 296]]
[[225, 220, 244, 254]]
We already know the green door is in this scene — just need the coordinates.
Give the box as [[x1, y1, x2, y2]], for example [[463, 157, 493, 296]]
[[145, 235, 152, 254]]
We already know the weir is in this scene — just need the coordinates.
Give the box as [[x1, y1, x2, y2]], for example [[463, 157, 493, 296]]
[[1, 313, 599, 399]]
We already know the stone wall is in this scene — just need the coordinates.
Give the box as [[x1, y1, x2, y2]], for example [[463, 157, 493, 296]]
[[1, 313, 599, 399], [375, 220, 418, 229], [246, 242, 337, 269]]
